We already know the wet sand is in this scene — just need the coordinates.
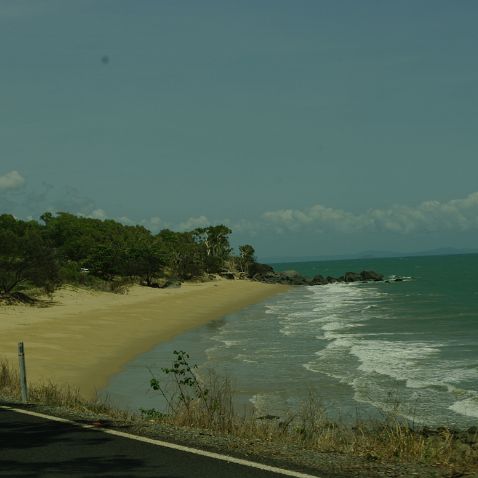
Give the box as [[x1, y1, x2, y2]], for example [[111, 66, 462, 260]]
[[0, 280, 287, 399]]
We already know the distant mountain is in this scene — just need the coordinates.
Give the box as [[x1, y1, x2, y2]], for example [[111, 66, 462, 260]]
[[411, 247, 478, 257], [260, 247, 478, 264]]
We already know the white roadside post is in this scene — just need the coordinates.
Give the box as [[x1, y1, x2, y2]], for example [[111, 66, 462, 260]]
[[18, 342, 28, 403]]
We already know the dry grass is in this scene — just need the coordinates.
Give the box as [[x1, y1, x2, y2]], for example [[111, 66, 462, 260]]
[[1, 358, 477, 474], [0, 360, 131, 420], [143, 366, 478, 471]]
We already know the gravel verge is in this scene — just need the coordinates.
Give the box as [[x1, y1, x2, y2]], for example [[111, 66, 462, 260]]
[[1, 398, 470, 478]]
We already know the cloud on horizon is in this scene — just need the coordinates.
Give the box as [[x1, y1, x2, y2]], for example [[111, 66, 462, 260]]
[[261, 192, 478, 235], [177, 215, 211, 232], [0, 170, 25, 190], [3, 179, 478, 242]]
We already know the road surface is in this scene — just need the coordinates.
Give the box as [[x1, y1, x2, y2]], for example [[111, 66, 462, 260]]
[[0, 406, 321, 478]]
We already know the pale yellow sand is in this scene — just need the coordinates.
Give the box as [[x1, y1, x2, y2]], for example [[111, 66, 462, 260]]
[[0, 280, 288, 399]]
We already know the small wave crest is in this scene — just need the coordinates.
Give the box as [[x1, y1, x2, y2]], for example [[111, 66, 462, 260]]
[[449, 395, 478, 419]]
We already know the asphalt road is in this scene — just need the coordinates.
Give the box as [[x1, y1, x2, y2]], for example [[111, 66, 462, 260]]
[[0, 407, 319, 478]]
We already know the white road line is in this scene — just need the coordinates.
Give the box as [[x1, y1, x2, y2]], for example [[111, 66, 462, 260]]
[[1, 405, 320, 478]]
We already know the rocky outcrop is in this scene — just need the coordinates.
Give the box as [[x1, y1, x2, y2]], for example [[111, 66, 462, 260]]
[[247, 262, 274, 277], [360, 270, 384, 281], [310, 274, 327, 285], [249, 263, 385, 287], [219, 271, 236, 280], [343, 272, 362, 282], [337, 270, 385, 283], [250, 268, 310, 285]]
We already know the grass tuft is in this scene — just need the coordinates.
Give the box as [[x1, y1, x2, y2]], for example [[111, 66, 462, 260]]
[[0, 359, 131, 420]]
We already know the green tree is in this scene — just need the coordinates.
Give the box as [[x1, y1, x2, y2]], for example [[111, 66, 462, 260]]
[[158, 229, 205, 280], [0, 215, 59, 296], [85, 242, 125, 280], [125, 238, 167, 285], [193, 225, 232, 273], [238, 244, 256, 273]]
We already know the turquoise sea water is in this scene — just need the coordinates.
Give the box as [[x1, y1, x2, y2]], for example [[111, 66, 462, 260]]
[[102, 254, 478, 428]]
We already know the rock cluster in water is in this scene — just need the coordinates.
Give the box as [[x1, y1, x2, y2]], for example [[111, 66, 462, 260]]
[[246, 263, 385, 286]]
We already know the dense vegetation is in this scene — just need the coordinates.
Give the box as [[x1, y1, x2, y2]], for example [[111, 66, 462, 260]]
[[0, 212, 257, 300]]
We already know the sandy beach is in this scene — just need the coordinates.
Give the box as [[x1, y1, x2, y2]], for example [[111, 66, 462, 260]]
[[0, 280, 287, 399]]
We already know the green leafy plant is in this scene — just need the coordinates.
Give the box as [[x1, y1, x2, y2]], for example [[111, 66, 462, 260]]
[[148, 350, 210, 417]]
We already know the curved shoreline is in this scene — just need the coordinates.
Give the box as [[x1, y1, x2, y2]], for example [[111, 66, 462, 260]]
[[0, 280, 288, 399]]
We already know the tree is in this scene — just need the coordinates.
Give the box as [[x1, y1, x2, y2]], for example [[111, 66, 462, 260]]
[[124, 238, 166, 285], [158, 229, 205, 280], [193, 225, 232, 273], [0, 215, 59, 297], [85, 243, 125, 280], [238, 244, 256, 273], [0, 212, 248, 296], [41, 212, 100, 264]]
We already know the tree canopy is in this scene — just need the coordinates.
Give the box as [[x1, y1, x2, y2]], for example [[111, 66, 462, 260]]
[[0, 212, 251, 300], [0, 214, 59, 296]]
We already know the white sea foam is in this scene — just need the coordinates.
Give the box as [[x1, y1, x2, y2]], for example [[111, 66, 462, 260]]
[[322, 322, 364, 331], [307, 322, 478, 426], [210, 274, 477, 426], [449, 396, 478, 419], [352, 340, 441, 379], [296, 281, 478, 426], [276, 282, 385, 339], [278, 327, 294, 336], [234, 354, 258, 364], [387, 275, 413, 281], [222, 340, 242, 348]]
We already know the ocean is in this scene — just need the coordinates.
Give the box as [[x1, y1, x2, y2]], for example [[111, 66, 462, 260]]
[[101, 254, 478, 429]]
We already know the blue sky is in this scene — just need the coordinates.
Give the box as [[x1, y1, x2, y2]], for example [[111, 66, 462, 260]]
[[1, 1, 477, 258]]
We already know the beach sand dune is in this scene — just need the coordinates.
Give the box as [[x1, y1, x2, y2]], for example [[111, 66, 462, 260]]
[[0, 280, 287, 399]]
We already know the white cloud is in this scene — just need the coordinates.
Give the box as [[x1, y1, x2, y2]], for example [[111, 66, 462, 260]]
[[177, 215, 210, 231], [148, 216, 162, 228], [138, 216, 164, 232], [262, 192, 478, 235], [118, 216, 134, 225], [263, 204, 363, 233], [0, 171, 25, 190], [89, 208, 108, 220], [229, 218, 261, 236]]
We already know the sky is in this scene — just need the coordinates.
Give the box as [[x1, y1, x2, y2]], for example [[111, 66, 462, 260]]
[[1, 0, 478, 259]]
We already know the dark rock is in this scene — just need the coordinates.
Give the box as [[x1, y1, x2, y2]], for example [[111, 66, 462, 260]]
[[360, 270, 384, 281], [252, 269, 310, 286], [344, 272, 362, 282], [310, 274, 327, 285], [252, 271, 278, 283], [247, 262, 274, 278], [281, 270, 301, 278], [219, 271, 235, 280], [278, 270, 309, 285], [251, 265, 387, 288]]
